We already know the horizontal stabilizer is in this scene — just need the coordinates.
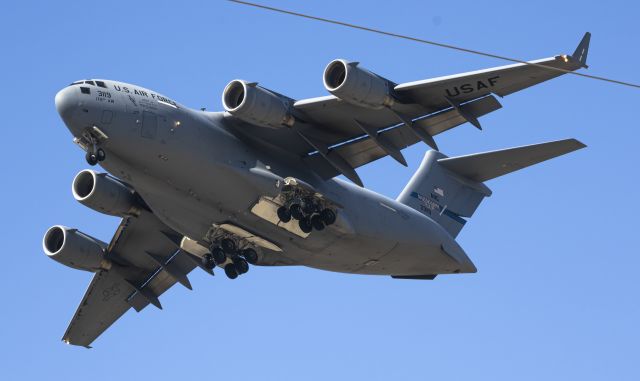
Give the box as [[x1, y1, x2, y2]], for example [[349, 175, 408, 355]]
[[398, 138, 585, 237], [437, 138, 586, 182]]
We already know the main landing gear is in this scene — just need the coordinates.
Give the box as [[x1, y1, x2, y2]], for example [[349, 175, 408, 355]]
[[201, 237, 259, 280], [277, 198, 337, 234]]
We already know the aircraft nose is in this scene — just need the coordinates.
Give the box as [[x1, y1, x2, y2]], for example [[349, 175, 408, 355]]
[[55, 86, 78, 123]]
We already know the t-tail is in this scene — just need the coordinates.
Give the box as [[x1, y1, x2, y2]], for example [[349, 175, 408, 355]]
[[397, 139, 586, 237]]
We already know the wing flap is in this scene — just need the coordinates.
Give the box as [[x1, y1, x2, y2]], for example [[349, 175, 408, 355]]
[[305, 95, 502, 179]]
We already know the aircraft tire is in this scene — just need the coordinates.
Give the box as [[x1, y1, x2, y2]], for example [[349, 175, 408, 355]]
[[311, 214, 325, 231], [290, 204, 304, 220], [221, 238, 237, 254], [277, 206, 292, 223], [224, 264, 238, 279], [202, 253, 216, 270], [211, 247, 227, 265], [320, 209, 336, 225], [301, 198, 316, 214], [299, 217, 313, 233], [241, 248, 258, 264], [234, 258, 249, 274], [85, 151, 98, 166], [96, 148, 106, 162]]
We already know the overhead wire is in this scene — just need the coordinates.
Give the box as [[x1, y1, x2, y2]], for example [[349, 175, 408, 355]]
[[228, 0, 640, 90]]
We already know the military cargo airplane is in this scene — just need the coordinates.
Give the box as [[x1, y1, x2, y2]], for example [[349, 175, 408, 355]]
[[44, 33, 590, 347]]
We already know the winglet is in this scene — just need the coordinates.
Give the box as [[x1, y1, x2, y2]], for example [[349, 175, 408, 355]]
[[571, 32, 591, 68]]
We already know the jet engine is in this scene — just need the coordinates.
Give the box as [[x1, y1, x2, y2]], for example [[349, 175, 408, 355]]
[[43, 225, 109, 272], [72, 170, 138, 217], [222, 79, 295, 129], [323, 59, 395, 109]]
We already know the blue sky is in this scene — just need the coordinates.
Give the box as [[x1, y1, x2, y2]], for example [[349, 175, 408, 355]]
[[1, 1, 638, 380]]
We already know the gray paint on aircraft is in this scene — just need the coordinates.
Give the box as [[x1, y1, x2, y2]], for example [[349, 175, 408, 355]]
[[45, 34, 590, 347]]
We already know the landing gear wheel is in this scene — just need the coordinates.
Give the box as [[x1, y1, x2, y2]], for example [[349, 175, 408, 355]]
[[320, 208, 337, 225], [241, 248, 258, 265], [96, 148, 106, 162], [211, 247, 227, 265], [202, 253, 215, 270], [277, 206, 292, 223], [299, 217, 313, 233], [221, 238, 237, 254], [301, 198, 316, 214], [85, 151, 98, 166], [311, 214, 325, 231], [234, 258, 249, 275], [289, 204, 304, 220], [224, 264, 238, 279]]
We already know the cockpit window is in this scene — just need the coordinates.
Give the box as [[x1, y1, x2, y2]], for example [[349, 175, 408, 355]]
[[69, 80, 107, 88], [80, 87, 91, 95]]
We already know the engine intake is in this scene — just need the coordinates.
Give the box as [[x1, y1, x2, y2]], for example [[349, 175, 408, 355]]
[[222, 79, 294, 129], [72, 170, 138, 217], [323, 59, 395, 109], [43, 226, 109, 272]]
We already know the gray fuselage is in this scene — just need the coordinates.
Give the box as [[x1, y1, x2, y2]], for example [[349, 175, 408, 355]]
[[54, 80, 476, 277]]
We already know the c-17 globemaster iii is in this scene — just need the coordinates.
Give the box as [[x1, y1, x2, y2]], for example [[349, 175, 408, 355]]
[[44, 33, 591, 347]]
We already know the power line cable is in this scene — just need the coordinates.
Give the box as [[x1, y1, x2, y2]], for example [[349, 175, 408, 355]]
[[229, 0, 640, 89]]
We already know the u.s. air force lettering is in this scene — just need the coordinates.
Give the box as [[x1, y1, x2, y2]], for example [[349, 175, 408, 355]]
[[113, 84, 178, 107], [445, 75, 500, 97]]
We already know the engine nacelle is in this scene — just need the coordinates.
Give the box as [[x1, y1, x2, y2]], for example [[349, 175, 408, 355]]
[[323, 59, 395, 109], [43, 226, 109, 272], [222, 79, 295, 129], [72, 170, 138, 217]]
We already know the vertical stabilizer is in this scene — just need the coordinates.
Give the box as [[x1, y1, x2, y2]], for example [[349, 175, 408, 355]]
[[397, 139, 585, 237]]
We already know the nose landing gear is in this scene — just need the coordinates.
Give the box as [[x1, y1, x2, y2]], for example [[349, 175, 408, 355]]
[[75, 126, 109, 166], [85, 148, 105, 166]]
